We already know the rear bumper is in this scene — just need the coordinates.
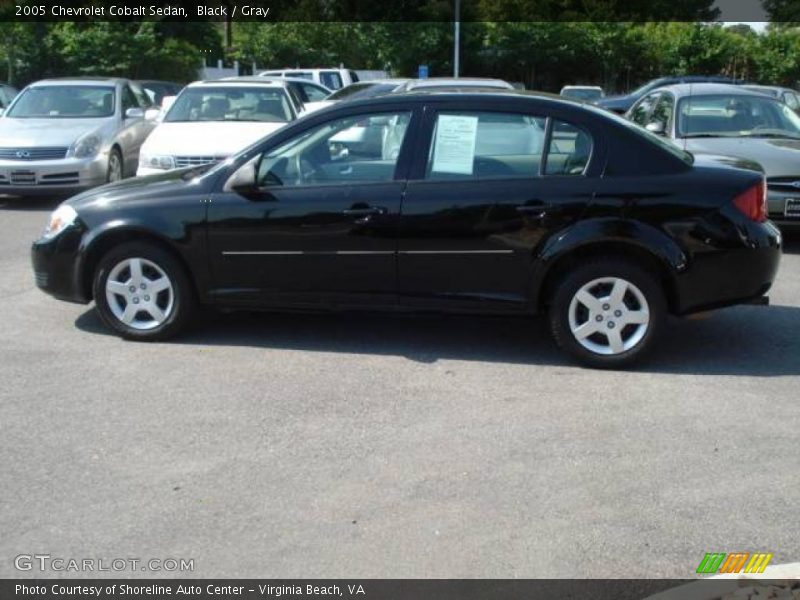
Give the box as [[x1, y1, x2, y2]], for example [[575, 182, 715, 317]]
[[674, 219, 782, 315], [31, 226, 90, 304]]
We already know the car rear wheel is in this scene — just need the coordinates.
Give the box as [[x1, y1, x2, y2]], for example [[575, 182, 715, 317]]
[[92, 242, 194, 341], [106, 148, 123, 183], [548, 258, 666, 368]]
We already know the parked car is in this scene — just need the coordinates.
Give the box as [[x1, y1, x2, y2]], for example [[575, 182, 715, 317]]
[[626, 83, 800, 228], [257, 75, 331, 106], [596, 75, 742, 114], [302, 79, 411, 113], [744, 85, 800, 113], [136, 78, 299, 176], [0, 77, 158, 196], [560, 85, 604, 102], [32, 91, 781, 368], [0, 82, 19, 109], [137, 80, 183, 107], [257, 68, 358, 90]]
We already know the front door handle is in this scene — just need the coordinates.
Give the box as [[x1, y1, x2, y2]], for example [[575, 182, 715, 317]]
[[343, 205, 385, 216]]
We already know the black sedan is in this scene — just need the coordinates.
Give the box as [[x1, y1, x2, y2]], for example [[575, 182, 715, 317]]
[[31, 92, 781, 368]]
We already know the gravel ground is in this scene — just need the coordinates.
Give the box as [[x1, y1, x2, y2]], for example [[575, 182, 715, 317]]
[[1, 196, 799, 579]]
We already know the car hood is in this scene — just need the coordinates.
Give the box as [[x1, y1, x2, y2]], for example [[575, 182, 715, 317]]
[[141, 121, 287, 156], [683, 137, 800, 177], [66, 165, 214, 212], [690, 152, 764, 174], [0, 117, 110, 147]]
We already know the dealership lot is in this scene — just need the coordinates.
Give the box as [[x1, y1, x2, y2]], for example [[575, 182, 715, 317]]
[[1, 196, 799, 578]]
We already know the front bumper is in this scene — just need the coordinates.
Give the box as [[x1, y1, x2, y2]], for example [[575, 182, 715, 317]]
[[767, 189, 800, 228], [0, 155, 107, 196], [31, 226, 90, 304]]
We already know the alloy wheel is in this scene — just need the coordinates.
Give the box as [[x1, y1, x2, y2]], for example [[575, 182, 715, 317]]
[[104, 257, 174, 330], [567, 276, 650, 355]]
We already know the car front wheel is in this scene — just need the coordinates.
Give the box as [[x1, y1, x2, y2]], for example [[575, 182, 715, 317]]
[[548, 258, 666, 368], [92, 241, 194, 341]]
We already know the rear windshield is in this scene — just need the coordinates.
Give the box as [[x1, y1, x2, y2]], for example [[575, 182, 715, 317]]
[[7, 85, 115, 118]]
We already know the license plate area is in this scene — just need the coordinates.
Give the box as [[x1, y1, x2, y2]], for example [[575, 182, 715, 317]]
[[10, 170, 36, 185], [786, 198, 800, 218]]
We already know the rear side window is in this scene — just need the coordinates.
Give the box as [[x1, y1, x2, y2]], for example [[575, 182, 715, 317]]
[[545, 121, 593, 176], [425, 111, 546, 179], [349, 70, 360, 83]]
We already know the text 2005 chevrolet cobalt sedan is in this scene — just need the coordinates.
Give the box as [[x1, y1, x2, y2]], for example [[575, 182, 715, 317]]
[[32, 92, 781, 368]]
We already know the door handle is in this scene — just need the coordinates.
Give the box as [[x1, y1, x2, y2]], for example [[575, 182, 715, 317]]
[[342, 206, 385, 216]]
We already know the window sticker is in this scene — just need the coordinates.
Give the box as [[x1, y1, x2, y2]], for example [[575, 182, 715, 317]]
[[431, 114, 479, 175]]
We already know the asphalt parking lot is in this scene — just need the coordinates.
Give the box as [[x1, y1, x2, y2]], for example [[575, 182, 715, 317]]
[[1, 196, 798, 579]]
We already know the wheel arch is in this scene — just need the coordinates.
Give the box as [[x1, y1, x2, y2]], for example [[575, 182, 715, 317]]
[[78, 225, 197, 303], [533, 219, 687, 314]]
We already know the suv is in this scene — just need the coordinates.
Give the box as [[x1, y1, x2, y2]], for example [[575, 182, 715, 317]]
[[258, 68, 358, 91], [595, 75, 742, 114]]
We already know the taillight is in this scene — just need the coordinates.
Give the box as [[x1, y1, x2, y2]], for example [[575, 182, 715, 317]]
[[732, 179, 767, 223]]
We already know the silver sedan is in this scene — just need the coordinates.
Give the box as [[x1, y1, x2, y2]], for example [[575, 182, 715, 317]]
[[626, 82, 800, 228], [0, 77, 159, 197]]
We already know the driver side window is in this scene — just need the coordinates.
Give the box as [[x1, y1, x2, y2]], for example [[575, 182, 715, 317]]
[[255, 111, 412, 188]]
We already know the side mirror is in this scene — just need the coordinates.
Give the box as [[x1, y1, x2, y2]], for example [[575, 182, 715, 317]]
[[223, 156, 260, 196], [125, 107, 144, 119], [646, 121, 666, 135], [144, 108, 160, 121]]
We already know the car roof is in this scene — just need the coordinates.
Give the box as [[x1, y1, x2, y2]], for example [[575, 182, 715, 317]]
[[654, 83, 767, 98], [404, 78, 512, 89], [562, 85, 603, 90], [257, 76, 330, 87], [321, 89, 593, 113], [744, 84, 791, 93], [194, 78, 289, 88], [30, 77, 125, 87]]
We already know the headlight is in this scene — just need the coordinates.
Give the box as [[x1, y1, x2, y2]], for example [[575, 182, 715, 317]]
[[42, 205, 78, 240], [73, 134, 102, 158], [139, 152, 175, 170]]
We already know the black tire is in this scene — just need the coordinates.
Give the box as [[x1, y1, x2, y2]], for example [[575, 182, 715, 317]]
[[548, 257, 666, 369], [92, 241, 195, 341], [106, 147, 123, 183]]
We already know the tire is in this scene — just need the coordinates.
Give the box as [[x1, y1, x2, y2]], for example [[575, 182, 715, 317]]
[[548, 257, 666, 369], [106, 147, 123, 183], [92, 241, 194, 341]]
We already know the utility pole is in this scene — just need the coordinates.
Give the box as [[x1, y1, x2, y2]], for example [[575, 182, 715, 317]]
[[453, 0, 460, 78]]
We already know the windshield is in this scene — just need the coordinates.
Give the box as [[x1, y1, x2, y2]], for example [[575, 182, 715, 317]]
[[165, 87, 293, 123], [677, 94, 800, 138], [327, 83, 398, 101], [7, 85, 115, 118], [563, 89, 603, 101]]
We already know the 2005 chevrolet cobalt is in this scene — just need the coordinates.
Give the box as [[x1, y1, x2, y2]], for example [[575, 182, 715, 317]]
[[32, 92, 781, 368]]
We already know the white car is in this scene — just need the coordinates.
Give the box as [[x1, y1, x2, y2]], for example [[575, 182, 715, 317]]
[[257, 68, 359, 91], [137, 79, 299, 176]]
